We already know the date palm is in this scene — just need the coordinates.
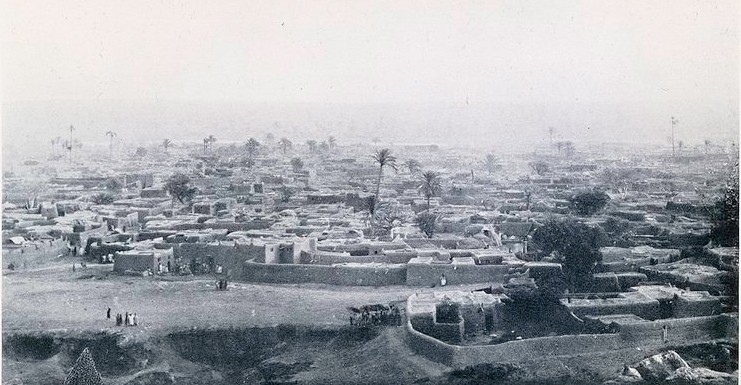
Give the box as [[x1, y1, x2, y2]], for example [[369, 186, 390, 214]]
[[245, 138, 261, 159], [162, 138, 172, 154], [67, 125, 75, 163], [106, 131, 117, 158], [419, 171, 443, 209], [328, 136, 337, 150], [484, 154, 500, 175], [403, 159, 421, 175], [278, 138, 293, 155], [306, 140, 318, 154], [372, 148, 397, 203]]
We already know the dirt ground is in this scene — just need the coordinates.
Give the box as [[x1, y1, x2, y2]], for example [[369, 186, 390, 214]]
[[2, 258, 477, 384], [2, 259, 490, 334]]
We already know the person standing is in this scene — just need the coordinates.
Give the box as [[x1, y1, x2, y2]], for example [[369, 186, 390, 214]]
[[107, 308, 111, 319], [133, 313, 138, 326], [662, 325, 668, 343]]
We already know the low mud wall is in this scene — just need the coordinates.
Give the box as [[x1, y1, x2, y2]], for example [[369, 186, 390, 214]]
[[242, 259, 407, 286], [618, 315, 735, 345], [175, 243, 265, 275], [304, 252, 415, 265], [406, 263, 509, 286], [404, 297, 737, 368]]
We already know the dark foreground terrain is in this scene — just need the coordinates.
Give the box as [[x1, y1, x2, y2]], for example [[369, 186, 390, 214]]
[[3, 262, 738, 384], [4, 325, 737, 385]]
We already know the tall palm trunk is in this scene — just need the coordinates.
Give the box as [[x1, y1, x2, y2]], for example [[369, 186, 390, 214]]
[[374, 165, 384, 203]]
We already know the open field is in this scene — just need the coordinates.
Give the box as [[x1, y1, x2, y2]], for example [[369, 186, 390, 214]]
[[2, 259, 492, 333]]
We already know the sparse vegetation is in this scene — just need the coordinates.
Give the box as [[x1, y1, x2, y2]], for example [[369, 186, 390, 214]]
[[164, 173, 198, 204], [415, 212, 440, 238], [710, 162, 739, 247], [568, 189, 610, 216], [529, 160, 549, 176], [418, 171, 443, 209], [91, 192, 115, 205], [532, 218, 609, 291]]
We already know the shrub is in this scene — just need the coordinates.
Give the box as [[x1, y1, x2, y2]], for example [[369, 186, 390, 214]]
[[568, 190, 610, 216], [532, 218, 609, 291]]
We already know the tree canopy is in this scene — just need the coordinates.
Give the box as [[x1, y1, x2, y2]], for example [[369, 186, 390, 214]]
[[418, 171, 443, 209], [529, 160, 549, 176], [165, 173, 197, 204], [568, 189, 611, 216], [290, 157, 304, 173], [415, 212, 441, 238], [711, 162, 739, 247], [532, 218, 609, 291]]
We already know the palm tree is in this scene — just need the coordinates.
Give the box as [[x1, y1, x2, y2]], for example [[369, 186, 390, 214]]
[[105, 131, 117, 158], [419, 171, 443, 209], [162, 138, 172, 154], [671, 116, 679, 157], [328, 136, 337, 150], [306, 140, 318, 154], [203, 138, 209, 153], [245, 138, 260, 158], [564, 141, 575, 157], [372, 148, 397, 203], [704, 139, 712, 154], [319, 141, 330, 152], [278, 138, 293, 155], [403, 159, 421, 175], [67, 125, 75, 163], [53, 136, 63, 157], [207, 135, 216, 151], [484, 154, 500, 175]]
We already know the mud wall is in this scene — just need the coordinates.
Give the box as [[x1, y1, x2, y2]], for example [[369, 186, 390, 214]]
[[304, 252, 415, 265], [174, 243, 265, 275], [406, 263, 509, 286], [617, 315, 734, 345], [404, 298, 737, 368], [242, 260, 407, 286], [567, 299, 661, 320]]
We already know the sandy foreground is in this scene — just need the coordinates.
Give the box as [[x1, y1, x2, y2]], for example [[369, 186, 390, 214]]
[[2, 260, 489, 333]]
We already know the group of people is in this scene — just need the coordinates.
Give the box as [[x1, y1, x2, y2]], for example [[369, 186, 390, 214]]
[[107, 307, 139, 327], [349, 305, 401, 327]]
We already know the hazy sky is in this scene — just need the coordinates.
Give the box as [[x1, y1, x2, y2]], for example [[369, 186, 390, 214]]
[[3, 0, 738, 105], [1, 0, 738, 152]]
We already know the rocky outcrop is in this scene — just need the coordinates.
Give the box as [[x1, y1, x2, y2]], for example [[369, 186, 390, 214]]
[[665, 367, 737, 385], [634, 350, 690, 382]]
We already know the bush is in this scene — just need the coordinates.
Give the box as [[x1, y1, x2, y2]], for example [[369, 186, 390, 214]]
[[164, 173, 197, 204], [568, 189, 610, 216], [529, 160, 549, 176], [91, 193, 115, 205], [710, 162, 739, 247], [532, 218, 609, 291], [415, 212, 440, 238]]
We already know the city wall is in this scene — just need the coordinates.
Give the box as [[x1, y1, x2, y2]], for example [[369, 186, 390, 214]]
[[404, 306, 736, 368], [242, 259, 407, 286], [406, 263, 510, 286]]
